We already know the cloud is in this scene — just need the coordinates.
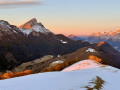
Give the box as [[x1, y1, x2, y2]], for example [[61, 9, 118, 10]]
[[0, 0, 41, 8]]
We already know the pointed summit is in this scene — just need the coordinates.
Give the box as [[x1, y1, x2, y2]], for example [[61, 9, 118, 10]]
[[19, 18, 52, 35], [26, 18, 37, 25], [19, 18, 37, 29], [29, 18, 37, 22]]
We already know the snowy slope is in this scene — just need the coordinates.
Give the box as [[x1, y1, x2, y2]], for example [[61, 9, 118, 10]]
[[19, 29, 33, 35], [0, 20, 18, 33], [0, 60, 120, 90], [62, 59, 104, 71]]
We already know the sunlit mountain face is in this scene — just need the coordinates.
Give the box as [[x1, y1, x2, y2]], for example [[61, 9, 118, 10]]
[[19, 18, 52, 35]]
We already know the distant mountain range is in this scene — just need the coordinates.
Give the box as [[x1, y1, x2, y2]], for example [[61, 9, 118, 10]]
[[68, 29, 120, 51]]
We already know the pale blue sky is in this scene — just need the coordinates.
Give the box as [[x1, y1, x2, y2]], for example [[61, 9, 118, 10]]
[[0, 0, 120, 35]]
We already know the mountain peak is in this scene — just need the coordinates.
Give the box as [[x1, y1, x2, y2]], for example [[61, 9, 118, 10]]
[[29, 18, 37, 21], [19, 18, 52, 35], [27, 18, 37, 24], [0, 20, 10, 26], [0, 20, 12, 30], [19, 18, 38, 29]]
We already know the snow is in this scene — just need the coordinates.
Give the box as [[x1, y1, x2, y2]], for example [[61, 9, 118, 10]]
[[32, 25, 51, 33], [20, 25, 51, 35], [0, 21, 10, 29], [32, 25, 44, 33], [52, 60, 64, 64], [50, 60, 64, 67], [0, 21, 12, 31], [0, 21, 19, 33], [62, 60, 104, 71], [7, 25, 12, 29], [13, 30, 17, 33], [57, 54, 60, 57], [0, 21, 6, 27], [0, 60, 120, 90], [60, 40, 68, 43], [19, 29, 33, 35], [86, 48, 96, 52]]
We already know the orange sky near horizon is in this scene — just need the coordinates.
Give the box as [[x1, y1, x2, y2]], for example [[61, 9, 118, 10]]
[[1, 0, 120, 36], [6, 18, 120, 36]]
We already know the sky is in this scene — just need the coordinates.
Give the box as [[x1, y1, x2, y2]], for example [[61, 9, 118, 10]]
[[0, 0, 120, 35]]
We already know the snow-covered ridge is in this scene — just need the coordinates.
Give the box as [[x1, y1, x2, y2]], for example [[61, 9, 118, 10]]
[[0, 20, 12, 30], [0, 61, 120, 90], [62, 59, 104, 71], [90, 29, 120, 37], [0, 20, 18, 33]]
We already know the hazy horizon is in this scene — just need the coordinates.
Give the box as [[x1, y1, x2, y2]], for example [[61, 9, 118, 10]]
[[0, 0, 120, 35]]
